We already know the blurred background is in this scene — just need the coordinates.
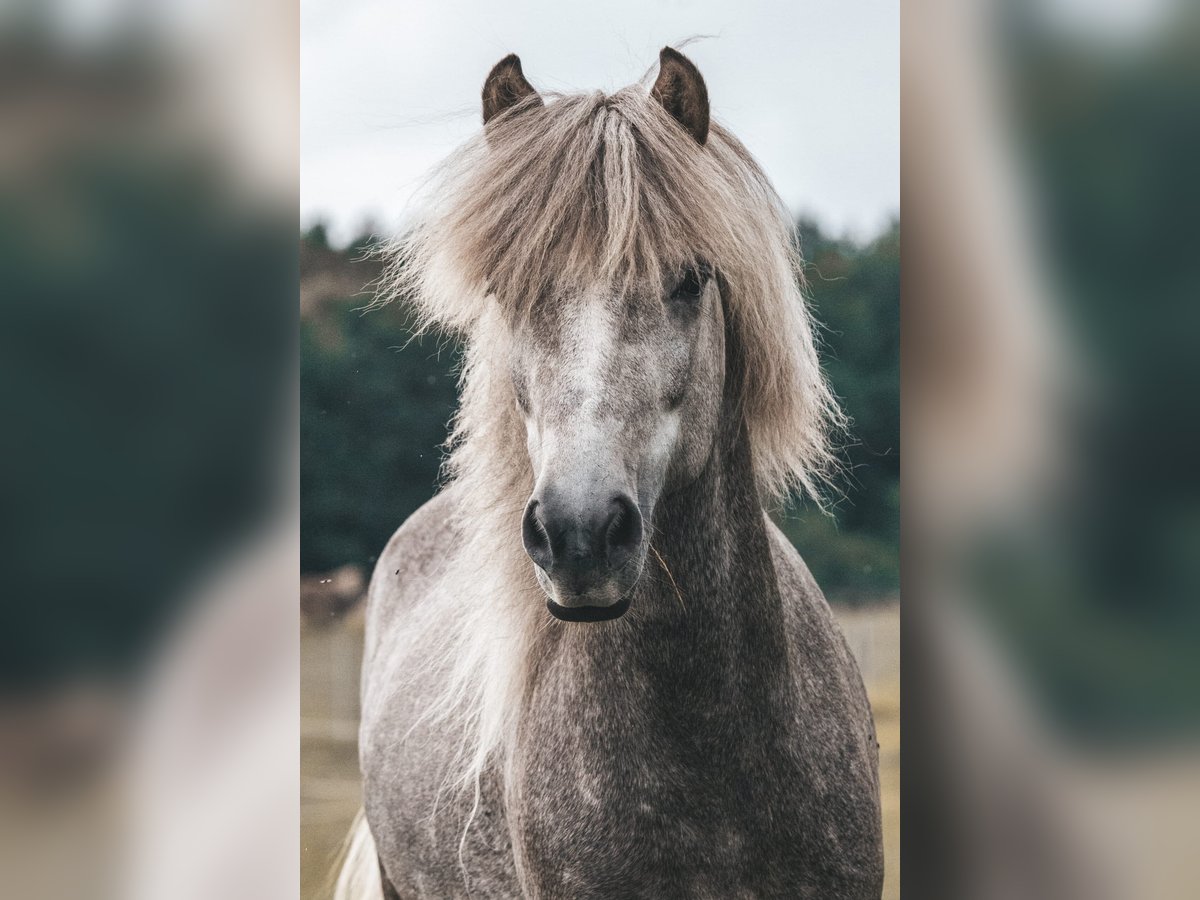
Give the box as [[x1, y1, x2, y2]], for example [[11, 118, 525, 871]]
[[299, 2, 899, 899], [905, 0, 1200, 897], [10, 0, 1197, 897], [0, 1, 297, 899]]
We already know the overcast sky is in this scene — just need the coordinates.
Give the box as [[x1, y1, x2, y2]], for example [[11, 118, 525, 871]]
[[301, 0, 898, 247]]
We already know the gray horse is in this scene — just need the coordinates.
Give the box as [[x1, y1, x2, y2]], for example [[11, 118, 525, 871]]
[[336, 48, 883, 899]]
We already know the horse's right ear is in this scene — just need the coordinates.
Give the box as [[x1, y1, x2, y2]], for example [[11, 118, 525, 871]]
[[482, 54, 543, 126], [651, 47, 709, 145]]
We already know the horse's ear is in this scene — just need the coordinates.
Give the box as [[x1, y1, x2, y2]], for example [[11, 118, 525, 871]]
[[482, 54, 543, 125], [651, 47, 709, 145]]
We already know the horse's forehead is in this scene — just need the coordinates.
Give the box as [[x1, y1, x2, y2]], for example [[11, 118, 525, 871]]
[[524, 285, 660, 348]]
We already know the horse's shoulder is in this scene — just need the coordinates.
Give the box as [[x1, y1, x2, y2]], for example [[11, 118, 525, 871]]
[[376, 488, 461, 581], [763, 516, 842, 639], [764, 516, 884, 889], [764, 514, 876, 721], [763, 515, 820, 597], [363, 489, 462, 657]]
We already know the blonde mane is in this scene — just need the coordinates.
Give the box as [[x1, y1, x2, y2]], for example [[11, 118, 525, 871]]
[[371, 78, 844, 843], [381, 82, 841, 501]]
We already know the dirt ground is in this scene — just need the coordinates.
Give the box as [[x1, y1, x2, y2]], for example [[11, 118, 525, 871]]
[[301, 605, 900, 900]]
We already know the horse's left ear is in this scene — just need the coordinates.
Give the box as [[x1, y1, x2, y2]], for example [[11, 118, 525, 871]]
[[651, 47, 709, 145], [482, 54, 543, 125]]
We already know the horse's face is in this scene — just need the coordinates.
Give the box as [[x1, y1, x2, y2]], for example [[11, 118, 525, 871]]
[[481, 48, 718, 621], [512, 270, 725, 621]]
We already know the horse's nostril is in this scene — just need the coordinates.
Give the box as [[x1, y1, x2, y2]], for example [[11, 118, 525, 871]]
[[525, 491, 642, 582], [522, 499, 554, 571], [604, 495, 643, 566]]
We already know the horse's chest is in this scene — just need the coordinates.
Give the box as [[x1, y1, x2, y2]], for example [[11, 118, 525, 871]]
[[511, 749, 851, 898], [510, 712, 852, 897]]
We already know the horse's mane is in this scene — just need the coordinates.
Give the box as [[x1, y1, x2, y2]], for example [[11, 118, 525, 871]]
[[372, 77, 844, 849], [380, 82, 842, 502]]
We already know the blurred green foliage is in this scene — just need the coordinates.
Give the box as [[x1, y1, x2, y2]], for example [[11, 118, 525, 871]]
[[301, 269, 459, 572], [300, 220, 900, 604], [778, 220, 900, 602], [1, 151, 292, 686], [973, 11, 1200, 740]]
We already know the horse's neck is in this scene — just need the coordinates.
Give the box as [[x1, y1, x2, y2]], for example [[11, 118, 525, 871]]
[[649, 418, 780, 624], [646, 320, 785, 636], [638, 417, 789, 677]]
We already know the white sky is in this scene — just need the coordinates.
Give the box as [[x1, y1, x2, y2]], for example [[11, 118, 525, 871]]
[[301, 0, 898, 247]]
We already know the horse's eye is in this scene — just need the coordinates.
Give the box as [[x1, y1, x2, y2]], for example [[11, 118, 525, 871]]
[[671, 264, 711, 302]]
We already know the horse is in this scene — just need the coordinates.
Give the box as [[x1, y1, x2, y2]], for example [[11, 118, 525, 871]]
[[335, 47, 884, 899]]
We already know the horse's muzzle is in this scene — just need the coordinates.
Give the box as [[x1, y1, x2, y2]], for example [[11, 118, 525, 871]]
[[523, 493, 642, 572], [523, 489, 644, 622]]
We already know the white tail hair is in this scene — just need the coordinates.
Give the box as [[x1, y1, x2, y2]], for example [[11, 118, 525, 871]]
[[333, 810, 382, 900]]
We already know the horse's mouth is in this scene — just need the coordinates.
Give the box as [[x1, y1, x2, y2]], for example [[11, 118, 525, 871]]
[[545, 594, 631, 623], [532, 556, 641, 623]]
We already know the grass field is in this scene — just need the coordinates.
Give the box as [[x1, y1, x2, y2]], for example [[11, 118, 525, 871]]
[[301, 605, 899, 900], [873, 676, 901, 900]]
